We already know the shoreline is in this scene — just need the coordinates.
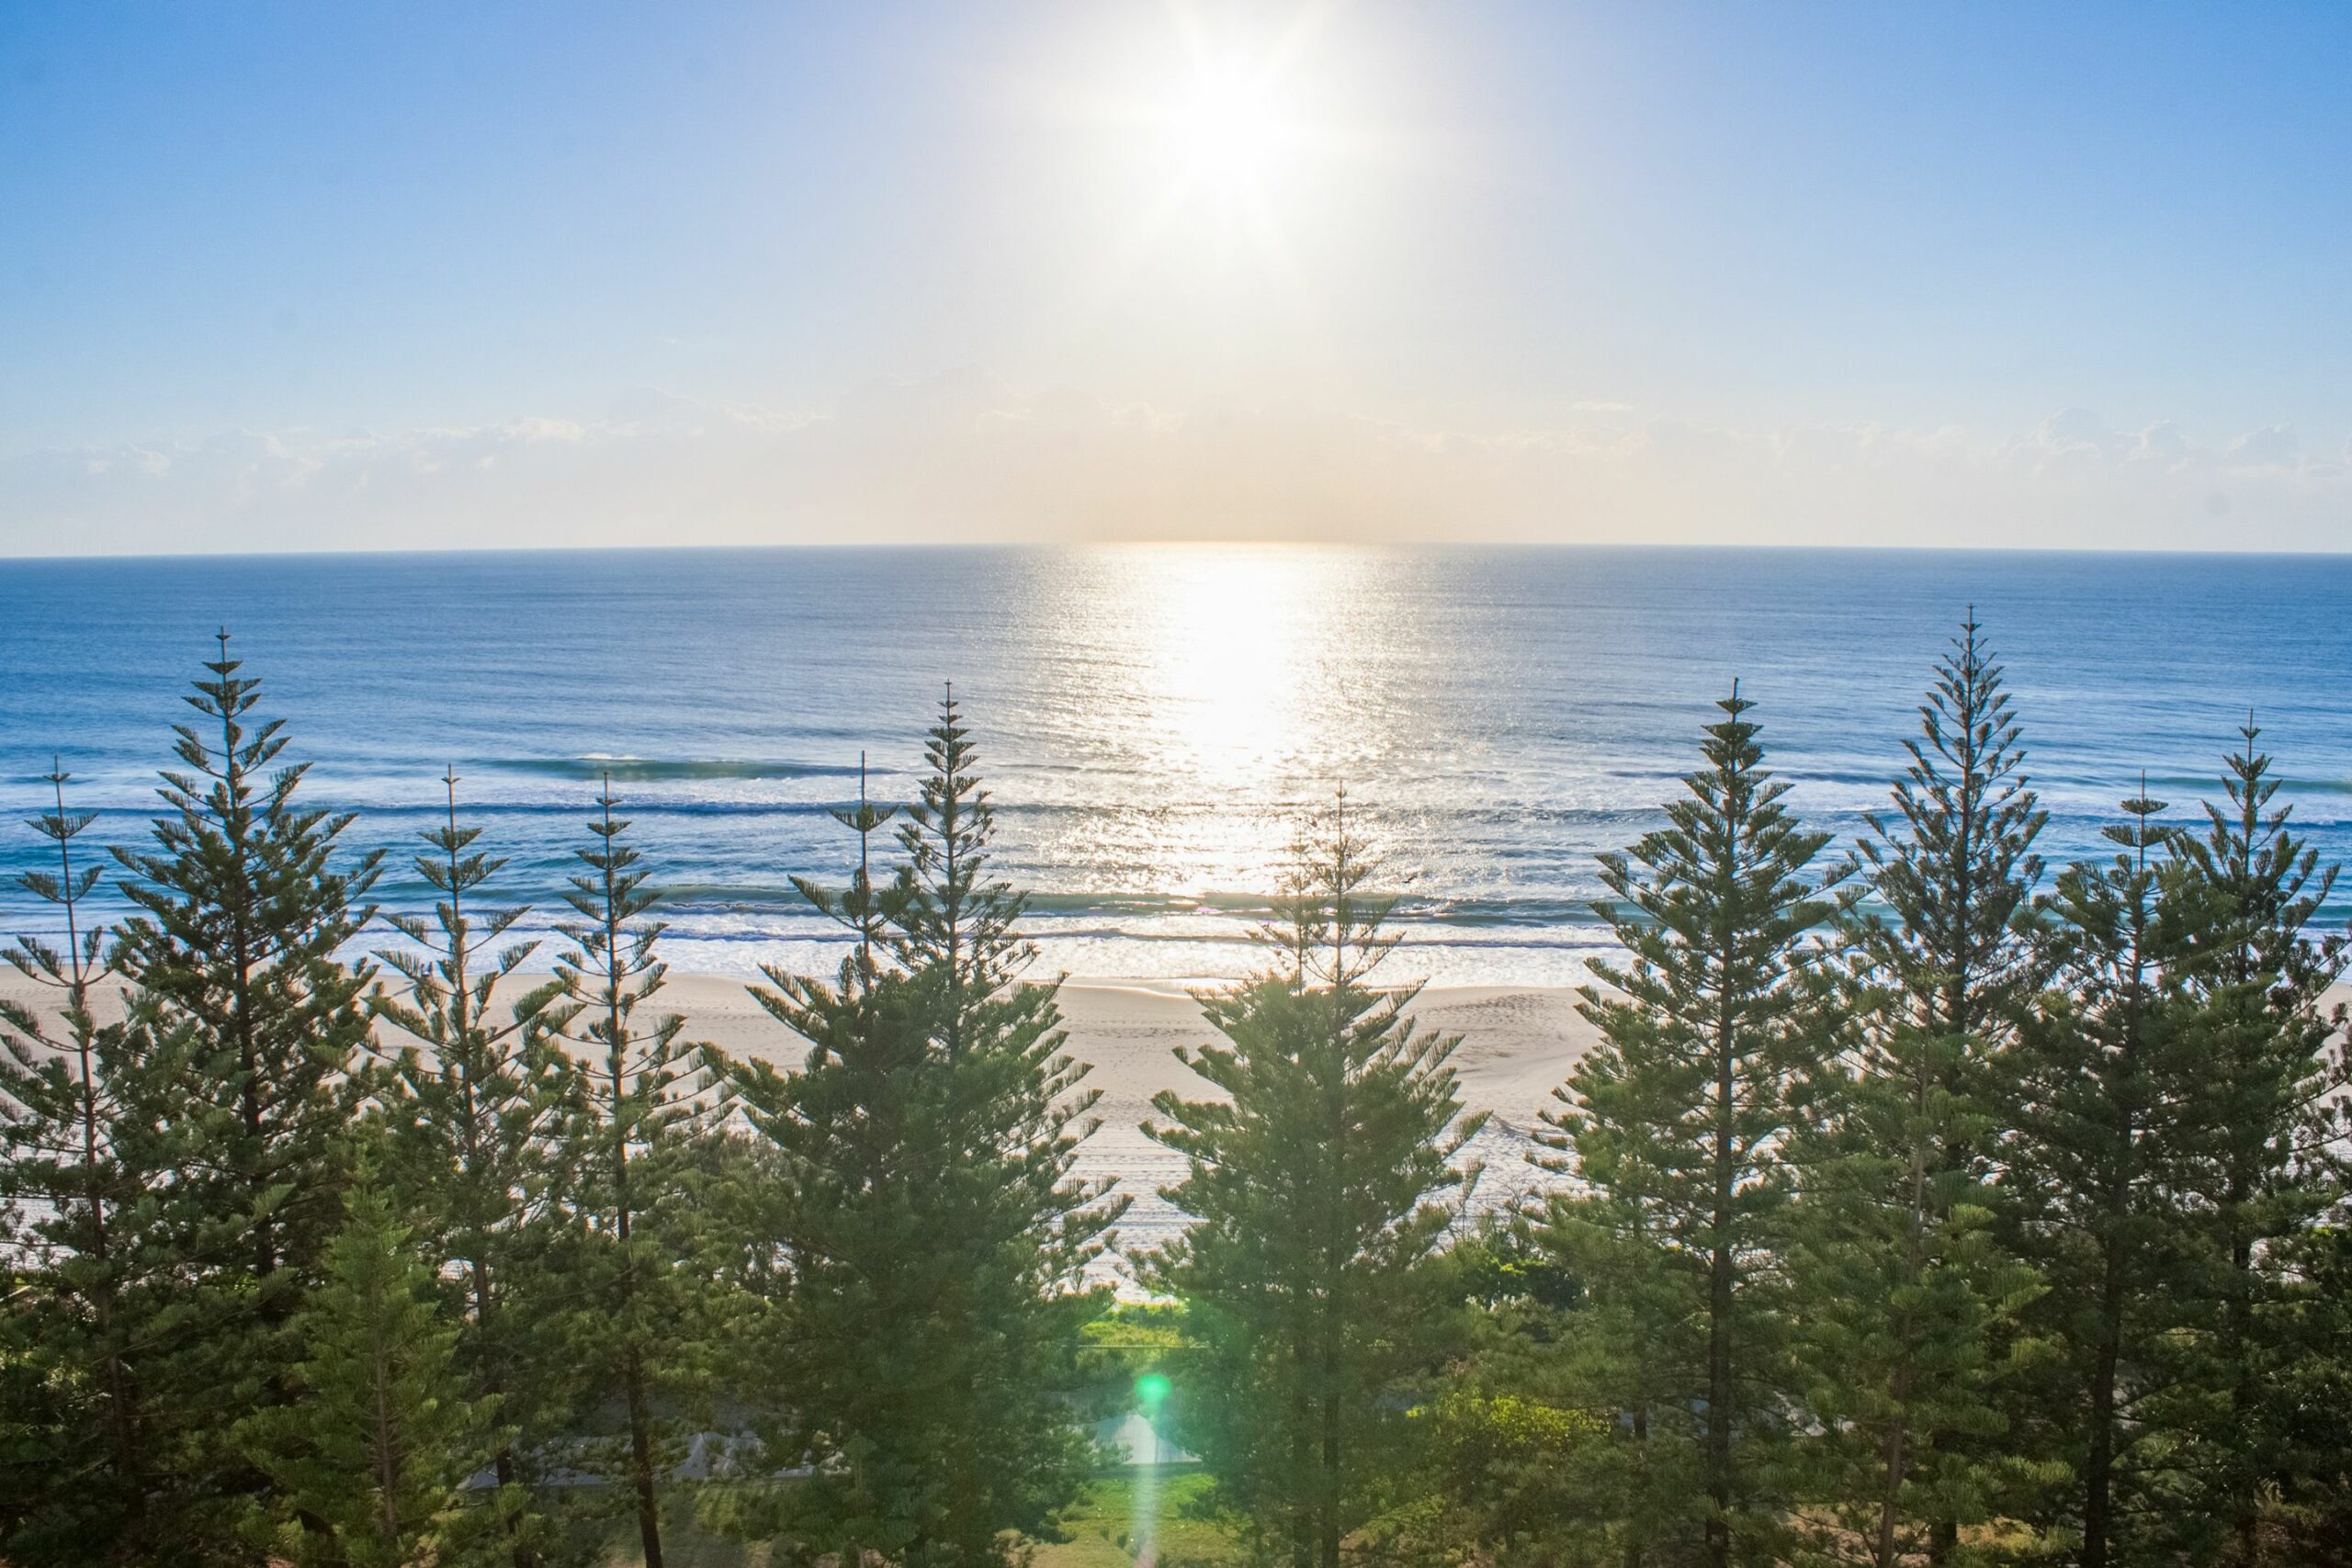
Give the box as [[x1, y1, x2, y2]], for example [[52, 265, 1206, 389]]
[[0, 968, 1602, 1275], [430, 971, 1605, 1133], [509, 973, 1602, 1267], [24, 964, 2339, 1282]]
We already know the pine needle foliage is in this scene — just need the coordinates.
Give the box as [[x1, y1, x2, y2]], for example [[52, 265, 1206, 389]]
[[885, 683, 1026, 1062], [0, 763, 178, 1562], [1540, 683, 1840, 1568], [2165, 720, 2349, 1562], [369, 767, 571, 1563], [105, 632, 383, 1554], [1145, 795, 1487, 1568], [535, 782, 729, 1568], [729, 761, 944, 1557], [109, 632, 383, 1285], [735, 714, 1125, 1566], [2268, 1221, 2352, 1564], [1996, 785, 2210, 1568], [1787, 615, 2051, 1566], [236, 1165, 510, 1568], [885, 689, 1128, 1559]]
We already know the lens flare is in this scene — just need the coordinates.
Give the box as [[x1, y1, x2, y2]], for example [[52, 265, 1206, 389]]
[[1131, 1372, 1173, 1565]]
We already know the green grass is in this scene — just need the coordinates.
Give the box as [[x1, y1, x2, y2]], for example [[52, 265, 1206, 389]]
[[1035, 1467, 1242, 1568], [594, 1510, 770, 1567], [585, 1468, 1240, 1568]]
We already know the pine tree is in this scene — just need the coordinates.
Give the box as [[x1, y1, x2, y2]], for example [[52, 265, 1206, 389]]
[[1996, 784, 2209, 1568], [1518, 1165, 1705, 1565], [112, 631, 383, 1285], [534, 782, 728, 1568], [1786, 615, 2049, 1565], [886, 689, 1129, 1560], [236, 1165, 509, 1568], [738, 708, 1125, 1565], [107, 631, 383, 1549], [886, 683, 1028, 1067], [1540, 683, 1839, 1568], [0, 762, 174, 1561], [2270, 1219, 2352, 1564], [1145, 795, 1486, 1568], [2165, 719, 2349, 1562], [728, 757, 955, 1557], [370, 767, 570, 1565]]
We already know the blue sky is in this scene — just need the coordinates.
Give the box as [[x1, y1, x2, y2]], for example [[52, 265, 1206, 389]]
[[4, 2, 2348, 551]]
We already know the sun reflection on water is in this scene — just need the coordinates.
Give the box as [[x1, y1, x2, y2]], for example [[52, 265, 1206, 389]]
[[1134, 546, 1317, 784], [1041, 542, 1390, 907]]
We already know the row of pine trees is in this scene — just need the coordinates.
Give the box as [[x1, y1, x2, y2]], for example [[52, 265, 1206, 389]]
[[1, 622, 2346, 1568]]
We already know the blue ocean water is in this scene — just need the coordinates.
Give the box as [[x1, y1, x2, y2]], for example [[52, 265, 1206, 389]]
[[0, 545, 2345, 985]]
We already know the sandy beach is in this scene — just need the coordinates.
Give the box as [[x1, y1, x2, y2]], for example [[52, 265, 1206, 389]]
[[0, 966, 1601, 1276], [19, 958, 2346, 1264], [621, 973, 1598, 1266], [28, 958, 2336, 1282]]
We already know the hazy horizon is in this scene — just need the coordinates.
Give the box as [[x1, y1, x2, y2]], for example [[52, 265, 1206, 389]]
[[11, 536, 2352, 566]]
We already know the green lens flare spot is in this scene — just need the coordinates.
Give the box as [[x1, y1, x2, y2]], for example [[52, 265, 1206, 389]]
[[1136, 1373, 1172, 1405]]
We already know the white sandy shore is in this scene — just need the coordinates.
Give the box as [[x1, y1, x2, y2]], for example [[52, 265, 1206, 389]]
[[15, 966, 2347, 1285], [638, 974, 1599, 1269], [0, 968, 1601, 1277]]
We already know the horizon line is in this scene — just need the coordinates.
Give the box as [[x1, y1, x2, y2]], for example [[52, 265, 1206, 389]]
[[7, 536, 2352, 567]]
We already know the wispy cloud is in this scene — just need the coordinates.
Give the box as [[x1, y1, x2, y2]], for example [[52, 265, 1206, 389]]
[[3, 378, 2345, 555]]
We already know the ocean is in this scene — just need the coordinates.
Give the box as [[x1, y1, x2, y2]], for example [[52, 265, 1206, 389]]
[[1, 544, 2345, 986]]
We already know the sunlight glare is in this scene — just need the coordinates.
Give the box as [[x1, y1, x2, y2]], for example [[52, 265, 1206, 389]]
[[1081, 543, 1374, 902], [1161, 57, 1293, 196]]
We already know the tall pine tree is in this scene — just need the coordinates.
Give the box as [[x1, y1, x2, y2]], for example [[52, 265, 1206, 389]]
[[888, 690, 1129, 1562], [1541, 683, 1838, 1568], [1786, 615, 2050, 1566], [107, 631, 383, 1553], [535, 782, 728, 1568], [235, 1165, 510, 1568], [1996, 784, 2209, 1568], [370, 766, 571, 1566], [112, 632, 384, 1286], [1145, 795, 1486, 1568], [2166, 720, 2349, 1562], [0, 762, 176, 1561], [737, 700, 1124, 1565], [728, 757, 975, 1557]]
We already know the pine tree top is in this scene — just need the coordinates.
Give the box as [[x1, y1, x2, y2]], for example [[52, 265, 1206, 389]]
[[376, 766, 538, 1045], [8, 759, 107, 1005], [538, 779, 729, 1146], [2174, 716, 2344, 986], [1582, 682, 1840, 986], [111, 629, 383, 979]]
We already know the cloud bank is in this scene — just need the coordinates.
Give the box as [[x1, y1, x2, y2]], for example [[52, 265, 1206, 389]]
[[3, 374, 2346, 555]]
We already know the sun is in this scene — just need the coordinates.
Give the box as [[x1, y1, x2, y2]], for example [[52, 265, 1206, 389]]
[[1039, 4, 1400, 279], [1160, 57, 1294, 196]]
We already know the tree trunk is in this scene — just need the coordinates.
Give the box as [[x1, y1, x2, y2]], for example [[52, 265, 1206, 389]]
[[1319, 1384, 1341, 1568], [1624, 1404, 1648, 1568], [2081, 1216, 2128, 1568], [1706, 1006, 1737, 1568], [1876, 1397, 1908, 1568], [2226, 1201, 2257, 1564], [627, 1350, 663, 1568]]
